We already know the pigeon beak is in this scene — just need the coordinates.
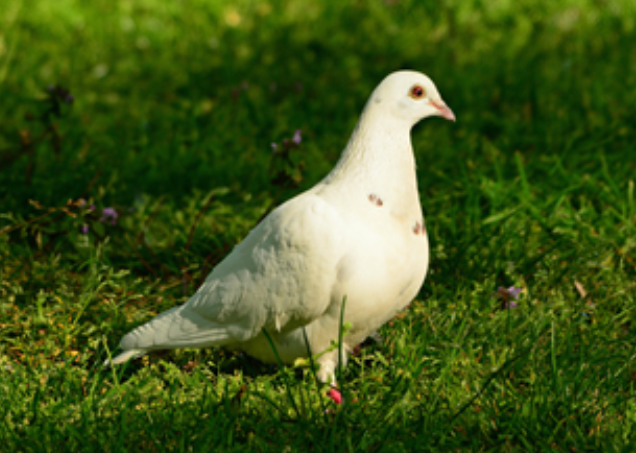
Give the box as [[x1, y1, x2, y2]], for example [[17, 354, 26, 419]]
[[430, 99, 456, 122]]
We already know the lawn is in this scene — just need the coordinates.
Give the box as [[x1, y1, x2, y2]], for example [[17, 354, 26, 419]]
[[1, 0, 635, 451]]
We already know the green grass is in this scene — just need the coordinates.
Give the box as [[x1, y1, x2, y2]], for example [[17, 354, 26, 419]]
[[1, 0, 636, 450]]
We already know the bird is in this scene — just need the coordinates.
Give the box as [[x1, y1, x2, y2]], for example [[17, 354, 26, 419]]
[[105, 70, 455, 389]]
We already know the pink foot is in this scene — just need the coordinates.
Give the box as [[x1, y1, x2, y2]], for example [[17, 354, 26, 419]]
[[326, 388, 343, 405]]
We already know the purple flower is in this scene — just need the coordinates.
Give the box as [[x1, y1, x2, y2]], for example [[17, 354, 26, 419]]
[[47, 84, 74, 104], [81, 225, 89, 234], [292, 129, 302, 145], [271, 130, 301, 153], [497, 286, 522, 309], [101, 207, 118, 225], [507, 286, 522, 299]]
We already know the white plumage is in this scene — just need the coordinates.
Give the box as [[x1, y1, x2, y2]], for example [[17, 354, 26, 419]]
[[106, 70, 455, 384]]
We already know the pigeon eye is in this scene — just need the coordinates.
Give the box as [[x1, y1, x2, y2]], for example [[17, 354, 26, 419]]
[[409, 85, 426, 100]]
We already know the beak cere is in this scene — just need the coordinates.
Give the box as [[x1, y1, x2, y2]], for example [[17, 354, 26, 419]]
[[430, 99, 456, 122]]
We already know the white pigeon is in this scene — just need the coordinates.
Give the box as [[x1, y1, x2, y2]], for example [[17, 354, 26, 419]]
[[106, 70, 455, 385]]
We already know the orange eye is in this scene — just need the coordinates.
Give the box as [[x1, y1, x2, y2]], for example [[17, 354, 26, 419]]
[[409, 85, 426, 99]]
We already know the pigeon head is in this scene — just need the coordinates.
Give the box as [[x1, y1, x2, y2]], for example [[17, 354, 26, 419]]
[[370, 70, 455, 125]]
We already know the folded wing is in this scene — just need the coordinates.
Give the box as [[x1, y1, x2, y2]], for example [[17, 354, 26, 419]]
[[116, 192, 346, 355]]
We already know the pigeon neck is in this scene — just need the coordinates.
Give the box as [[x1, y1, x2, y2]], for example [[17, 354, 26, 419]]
[[327, 109, 418, 192]]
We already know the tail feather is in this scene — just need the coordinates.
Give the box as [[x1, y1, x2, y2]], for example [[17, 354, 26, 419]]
[[105, 305, 233, 368], [103, 348, 146, 368]]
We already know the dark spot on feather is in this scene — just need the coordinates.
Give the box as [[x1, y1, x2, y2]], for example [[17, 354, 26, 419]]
[[413, 220, 428, 236], [368, 193, 383, 207], [413, 220, 427, 236]]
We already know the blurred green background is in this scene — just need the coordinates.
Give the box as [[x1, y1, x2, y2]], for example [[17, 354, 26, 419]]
[[2, 0, 634, 211]]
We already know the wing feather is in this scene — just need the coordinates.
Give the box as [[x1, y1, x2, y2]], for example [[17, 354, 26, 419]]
[[120, 192, 346, 351]]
